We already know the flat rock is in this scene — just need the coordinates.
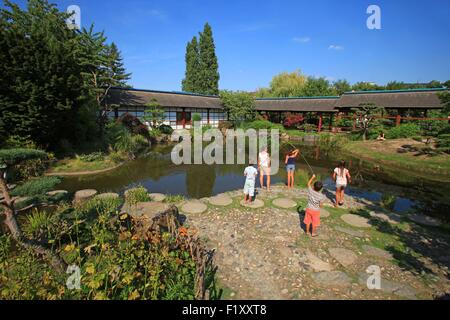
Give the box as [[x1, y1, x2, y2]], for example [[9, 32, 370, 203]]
[[312, 271, 352, 287], [181, 201, 208, 214], [362, 245, 393, 260], [74, 189, 97, 203], [329, 248, 358, 267], [46, 190, 68, 196], [149, 193, 166, 202], [369, 211, 401, 224], [334, 226, 365, 238], [121, 201, 179, 232], [208, 195, 233, 206], [341, 214, 371, 228], [358, 272, 417, 299], [320, 208, 330, 218], [301, 250, 333, 272], [95, 192, 119, 200], [272, 198, 297, 209], [240, 199, 264, 209], [408, 214, 441, 227]]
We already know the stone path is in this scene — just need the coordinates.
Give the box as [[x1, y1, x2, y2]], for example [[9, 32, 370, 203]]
[[341, 214, 371, 228], [181, 201, 208, 214], [208, 195, 233, 206], [182, 186, 449, 300], [408, 214, 442, 227], [272, 198, 297, 209], [149, 193, 166, 202], [74, 189, 97, 204], [240, 199, 265, 209]]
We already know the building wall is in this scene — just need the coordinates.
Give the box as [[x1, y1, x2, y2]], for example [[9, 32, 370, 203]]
[[111, 105, 227, 130]]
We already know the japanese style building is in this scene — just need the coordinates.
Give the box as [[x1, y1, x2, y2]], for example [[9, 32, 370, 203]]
[[106, 87, 447, 130]]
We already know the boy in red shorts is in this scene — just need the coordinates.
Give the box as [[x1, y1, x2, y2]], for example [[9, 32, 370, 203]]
[[304, 174, 326, 237]]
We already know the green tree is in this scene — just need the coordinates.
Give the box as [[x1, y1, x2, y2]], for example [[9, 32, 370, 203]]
[[220, 91, 255, 122], [270, 70, 308, 97], [352, 82, 383, 92], [302, 77, 335, 96], [182, 37, 200, 93], [143, 99, 166, 128], [351, 103, 386, 141], [0, 0, 89, 149], [333, 79, 351, 95], [198, 23, 220, 95]]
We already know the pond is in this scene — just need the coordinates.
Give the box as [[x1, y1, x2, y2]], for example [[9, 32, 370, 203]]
[[57, 142, 450, 221]]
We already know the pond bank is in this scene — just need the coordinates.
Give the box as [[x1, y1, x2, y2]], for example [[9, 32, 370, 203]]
[[178, 186, 449, 300], [341, 139, 450, 178]]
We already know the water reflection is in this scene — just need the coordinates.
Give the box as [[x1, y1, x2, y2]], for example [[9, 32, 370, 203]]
[[57, 143, 450, 219]]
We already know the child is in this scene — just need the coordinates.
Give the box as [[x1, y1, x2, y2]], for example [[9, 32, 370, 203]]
[[285, 148, 300, 189], [258, 146, 271, 191], [243, 162, 258, 203], [304, 174, 326, 237], [332, 160, 352, 207]]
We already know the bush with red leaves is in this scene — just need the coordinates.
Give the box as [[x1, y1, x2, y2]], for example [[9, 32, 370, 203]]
[[283, 114, 305, 129], [118, 113, 150, 140]]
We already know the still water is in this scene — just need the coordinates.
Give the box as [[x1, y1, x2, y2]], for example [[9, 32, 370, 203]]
[[57, 143, 450, 220]]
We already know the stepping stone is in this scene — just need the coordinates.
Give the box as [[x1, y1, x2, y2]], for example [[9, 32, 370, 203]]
[[272, 198, 297, 209], [408, 214, 441, 227], [121, 202, 180, 232], [301, 250, 333, 272], [341, 214, 371, 228], [208, 195, 233, 206], [320, 208, 330, 218], [240, 199, 264, 209], [369, 211, 401, 225], [362, 245, 393, 260], [329, 248, 358, 267], [95, 192, 120, 200], [358, 272, 417, 299], [334, 226, 365, 238], [312, 271, 352, 287], [149, 193, 166, 202], [181, 201, 208, 214], [74, 189, 97, 204], [46, 190, 68, 196]]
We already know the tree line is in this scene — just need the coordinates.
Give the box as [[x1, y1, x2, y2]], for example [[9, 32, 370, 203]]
[[255, 70, 450, 98], [0, 0, 130, 152]]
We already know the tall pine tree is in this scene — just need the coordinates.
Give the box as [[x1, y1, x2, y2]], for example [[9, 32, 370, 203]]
[[198, 23, 220, 95], [182, 23, 220, 95], [182, 36, 200, 93]]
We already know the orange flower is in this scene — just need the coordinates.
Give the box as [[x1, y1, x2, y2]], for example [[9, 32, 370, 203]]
[[178, 227, 188, 237]]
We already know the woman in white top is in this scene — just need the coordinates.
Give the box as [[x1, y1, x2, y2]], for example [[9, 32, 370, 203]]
[[258, 147, 271, 191], [332, 160, 352, 207]]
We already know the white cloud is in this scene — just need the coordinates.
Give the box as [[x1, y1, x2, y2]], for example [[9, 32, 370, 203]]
[[328, 44, 344, 50], [292, 37, 310, 43]]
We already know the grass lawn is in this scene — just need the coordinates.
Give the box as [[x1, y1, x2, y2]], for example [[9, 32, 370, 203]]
[[49, 157, 119, 174], [342, 139, 450, 176]]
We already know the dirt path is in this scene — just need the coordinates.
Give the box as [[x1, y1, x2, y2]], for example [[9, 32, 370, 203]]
[[182, 186, 450, 300]]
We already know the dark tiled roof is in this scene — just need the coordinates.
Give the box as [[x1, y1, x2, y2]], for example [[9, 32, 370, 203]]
[[337, 89, 446, 109], [107, 88, 223, 109], [255, 97, 339, 112], [108, 87, 447, 112]]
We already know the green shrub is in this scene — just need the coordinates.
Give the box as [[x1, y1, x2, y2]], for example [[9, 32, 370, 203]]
[[22, 208, 58, 241], [241, 120, 284, 131], [192, 113, 202, 122], [77, 152, 105, 162], [163, 194, 185, 203], [158, 124, 174, 135], [386, 123, 422, 139], [11, 176, 62, 197], [125, 187, 151, 205]]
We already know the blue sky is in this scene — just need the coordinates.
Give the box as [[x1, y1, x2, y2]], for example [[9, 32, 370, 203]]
[[6, 0, 450, 91]]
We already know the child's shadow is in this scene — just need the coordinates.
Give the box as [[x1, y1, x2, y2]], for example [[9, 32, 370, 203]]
[[296, 206, 307, 233], [322, 188, 336, 205]]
